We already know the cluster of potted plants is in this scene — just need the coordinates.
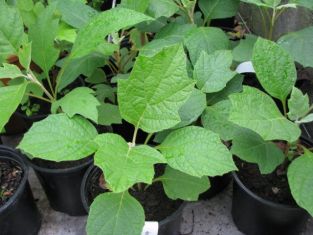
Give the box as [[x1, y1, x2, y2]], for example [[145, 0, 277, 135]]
[[0, 0, 313, 235]]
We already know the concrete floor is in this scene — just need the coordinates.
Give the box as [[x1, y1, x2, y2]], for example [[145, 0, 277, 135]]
[[2, 135, 313, 235]]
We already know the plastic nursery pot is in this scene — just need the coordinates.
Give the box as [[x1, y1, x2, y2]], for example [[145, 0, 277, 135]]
[[26, 156, 93, 216], [81, 166, 186, 235], [199, 173, 232, 200], [231, 171, 310, 235], [0, 145, 42, 235]]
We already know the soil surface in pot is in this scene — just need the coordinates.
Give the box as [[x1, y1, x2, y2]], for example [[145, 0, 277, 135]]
[[86, 165, 182, 221], [235, 158, 296, 205], [0, 159, 23, 206], [31, 156, 92, 170]]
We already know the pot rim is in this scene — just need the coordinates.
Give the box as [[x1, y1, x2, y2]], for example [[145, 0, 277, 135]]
[[81, 165, 187, 225], [0, 145, 29, 214], [232, 171, 304, 211], [25, 156, 93, 174]]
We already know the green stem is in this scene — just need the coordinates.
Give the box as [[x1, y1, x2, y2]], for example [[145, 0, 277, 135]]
[[26, 93, 52, 103], [28, 71, 54, 101], [282, 99, 287, 117], [268, 7, 277, 40], [144, 133, 154, 145], [46, 73, 55, 99], [132, 126, 139, 146]]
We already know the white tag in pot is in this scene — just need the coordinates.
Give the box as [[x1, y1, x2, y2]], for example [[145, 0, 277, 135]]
[[141, 222, 159, 235], [236, 61, 255, 74]]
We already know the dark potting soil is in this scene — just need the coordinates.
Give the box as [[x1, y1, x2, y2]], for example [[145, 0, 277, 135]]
[[235, 158, 297, 206], [31, 156, 92, 170], [0, 159, 23, 206], [86, 165, 182, 221]]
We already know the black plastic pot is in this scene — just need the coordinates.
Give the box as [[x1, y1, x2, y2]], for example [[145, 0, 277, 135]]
[[81, 165, 186, 235], [232, 172, 310, 235], [0, 146, 42, 235], [27, 157, 93, 216], [199, 173, 232, 200]]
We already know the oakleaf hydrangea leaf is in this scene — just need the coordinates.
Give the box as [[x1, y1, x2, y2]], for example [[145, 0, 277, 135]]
[[288, 87, 310, 121]]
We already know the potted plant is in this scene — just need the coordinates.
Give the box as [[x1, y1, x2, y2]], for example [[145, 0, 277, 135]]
[[0, 145, 41, 235], [228, 37, 313, 234], [0, 2, 153, 215]]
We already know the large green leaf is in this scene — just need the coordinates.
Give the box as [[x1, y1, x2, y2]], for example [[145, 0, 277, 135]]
[[0, 1, 24, 62], [175, 88, 206, 128], [140, 23, 195, 57], [289, 0, 313, 10], [52, 87, 100, 123], [70, 8, 153, 59], [28, 3, 60, 75], [231, 129, 285, 174], [18, 114, 98, 161], [194, 50, 237, 93], [146, 0, 179, 18], [201, 100, 242, 141], [159, 126, 236, 177], [252, 38, 297, 102], [0, 83, 27, 131], [159, 166, 210, 201], [232, 34, 258, 62], [278, 26, 313, 68], [18, 42, 32, 71], [198, 0, 240, 20], [120, 0, 150, 13], [118, 44, 194, 133], [87, 192, 145, 235], [94, 133, 165, 193], [288, 87, 310, 121], [206, 74, 243, 105], [56, 0, 98, 29], [57, 53, 107, 92], [229, 86, 301, 142], [184, 27, 230, 65], [0, 64, 24, 79], [240, 0, 268, 7], [288, 150, 313, 216], [98, 103, 122, 126]]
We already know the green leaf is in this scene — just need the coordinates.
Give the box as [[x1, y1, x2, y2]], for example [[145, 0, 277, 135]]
[[232, 34, 258, 62], [175, 88, 206, 128], [229, 86, 301, 142], [28, 3, 60, 75], [93, 84, 116, 103], [288, 150, 313, 216], [159, 126, 236, 177], [296, 113, 313, 124], [87, 192, 145, 235], [160, 166, 210, 201], [18, 114, 98, 161], [98, 103, 122, 126], [278, 26, 313, 68], [288, 87, 310, 121], [70, 8, 153, 59], [18, 42, 32, 71], [146, 0, 179, 18], [198, 0, 240, 20], [140, 23, 195, 57], [206, 74, 243, 105], [231, 129, 285, 174], [0, 1, 24, 62], [118, 44, 194, 133], [240, 0, 268, 7], [184, 27, 230, 65], [194, 50, 237, 93], [57, 53, 107, 91], [289, 0, 313, 10], [201, 100, 242, 141], [56, 0, 98, 29], [0, 82, 27, 131], [53, 87, 100, 123], [252, 38, 297, 102], [120, 0, 150, 13], [56, 22, 77, 43], [0, 64, 24, 79], [86, 68, 106, 84], [94, 133, 165, 193]]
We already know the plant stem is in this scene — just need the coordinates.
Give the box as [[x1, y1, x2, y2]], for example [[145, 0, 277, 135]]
[[26, 93, 52, 103], [132, 126, 139, 146], [46, 73, 55, 99], [282, 99, 287, 117], [268, 7, 277, 40], [144, 133, 154, 145], [28, 71, 54, 101]]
